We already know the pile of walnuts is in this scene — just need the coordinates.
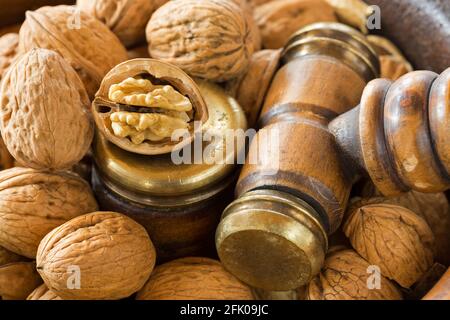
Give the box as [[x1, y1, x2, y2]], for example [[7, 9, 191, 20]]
[[0, 0, 446, 301]]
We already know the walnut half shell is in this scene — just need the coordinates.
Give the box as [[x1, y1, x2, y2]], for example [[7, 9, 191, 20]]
[[93, 59, 208, 155]]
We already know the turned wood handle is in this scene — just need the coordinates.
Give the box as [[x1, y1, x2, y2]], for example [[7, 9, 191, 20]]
[[423, 268, 450, 300], [330, 68, 450, 196]]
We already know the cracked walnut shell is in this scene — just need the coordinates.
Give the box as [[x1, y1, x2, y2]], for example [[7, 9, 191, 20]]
[[146, 0, 254, 82], [93, 59, 208, 155], [306, 249, 402, 300], [254, 0, 337, 49], [76, 0, 156, 48], [136, 257, 254, 300], [37, 211, 156, 300], [343, 203, 435, 288], [19, 5, 128, 98], [0, 48, 93, 170], [0, 168, 98, 258]]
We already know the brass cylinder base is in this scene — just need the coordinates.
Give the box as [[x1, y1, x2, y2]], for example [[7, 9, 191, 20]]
[[215, 189, 328, 291]]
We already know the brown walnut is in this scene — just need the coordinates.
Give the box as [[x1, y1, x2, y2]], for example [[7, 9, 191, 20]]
[[0, 33, 18, 82], [146, 0, 254, 82], [19, 5, 128, 98], [0, 262, 43, 300], [351, 191, 450, 266], [0, 168, 98, 258], [136, 257, 254, 300], [76, 0, 156, 48], [306, 249, 403, 300], [27, 284, 61, 300], [343, 203, 435, 288], [37, 211, 156, 300], [0, 48, 93, 170], [254, 0, 337, 49]]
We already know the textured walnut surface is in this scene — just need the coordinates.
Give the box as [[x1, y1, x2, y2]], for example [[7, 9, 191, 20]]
[[77, 0, 156, 48], [0, 48, 93, 170], [19, 5, 128, 98], [254, 0, 337, 49], [307, 249, 403, 300], [137, 257, 254, 300], [146, 0, 253, 82], [0, 33, 18, 82], [343, 203, 435, 288], [27, 283, 61, 300], [352, 191, 450, 266], [0, 262, 43, 300], [37, 211, 156, 300], [0, 168, 98, 258]]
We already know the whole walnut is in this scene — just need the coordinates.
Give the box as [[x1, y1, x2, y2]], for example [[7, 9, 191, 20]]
[[306, 249, 403, 300], [27, 284, 61, 300], [77, 0, 156, 48], [231, 0, 262, 53], [366, 35, 413, 81], [136, 257, 254, 300], [127, 45, 150, 60], [325, 0, 374, 33], [146, 0, 254, 82], [0, 48, 93, 170], [343, 203, 435, 288], [37, 211, 156, 300], [0, 168, 98, 258], [352, 191, 450, 266], [19, 5, 128, 98], [0, 262, 43, 300], [254, 0, 337, 49], [0, 246, 25, 266], [0, 33, 18, 82]]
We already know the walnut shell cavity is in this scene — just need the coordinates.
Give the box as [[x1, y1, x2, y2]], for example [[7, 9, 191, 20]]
[[306, 249, 403, 300], [254, 0, 337, 49], [0, 168, 98, 258], [27, 283, 61, 300], [36, 211, 156, 300], [93, 59, 208, 155], [19, 5, 128, 98], [76, 0, 156, 48], [0, 48, 93, 170], [0, 33, 19, 82], [146, 0, 254, 82], [136, 257, 254, 300], [343, 203, 435, 288], [0, 262, 43, 300]]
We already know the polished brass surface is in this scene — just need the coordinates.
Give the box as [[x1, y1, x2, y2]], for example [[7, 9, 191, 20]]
[[216, 190, 328, 291], [93, 80, 247, 205], [283, 22, 380, 82]]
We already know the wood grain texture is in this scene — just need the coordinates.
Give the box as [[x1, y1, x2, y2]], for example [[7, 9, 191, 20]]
[[237, 55, 367, 233]]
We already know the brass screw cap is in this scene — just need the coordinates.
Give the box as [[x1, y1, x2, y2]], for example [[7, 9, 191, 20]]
[[216, 189, 328, 291]]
